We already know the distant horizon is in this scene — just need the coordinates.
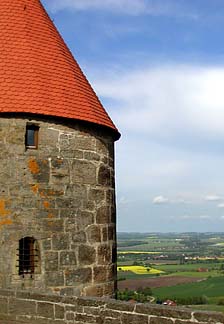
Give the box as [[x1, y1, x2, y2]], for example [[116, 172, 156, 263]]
[[117, 231, 224, 234]]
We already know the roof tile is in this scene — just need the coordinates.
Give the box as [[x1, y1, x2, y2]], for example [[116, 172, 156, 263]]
[[0, 0, 120, 139]]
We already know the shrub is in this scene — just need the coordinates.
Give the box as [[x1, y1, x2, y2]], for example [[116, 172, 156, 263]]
[[218, 298, 224, 305]]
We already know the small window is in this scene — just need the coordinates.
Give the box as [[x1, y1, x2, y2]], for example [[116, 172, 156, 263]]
[[25, 124, 39, 149], [17, 237, 39, 276]]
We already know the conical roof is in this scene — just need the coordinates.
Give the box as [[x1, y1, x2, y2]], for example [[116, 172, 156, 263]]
[[0, 0, 120, 139]]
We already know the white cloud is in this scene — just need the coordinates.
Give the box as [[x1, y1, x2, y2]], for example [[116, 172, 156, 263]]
[[199, 215, 211, 220], [205, 195, 221, 201], [93, 65, 224, 140], [44, 0, 196, 18], [153, 196, 169, 204]]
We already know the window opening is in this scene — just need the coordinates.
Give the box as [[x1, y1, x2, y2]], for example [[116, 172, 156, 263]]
[[17, 237, 38, 277], [25, 124, 39, 149]]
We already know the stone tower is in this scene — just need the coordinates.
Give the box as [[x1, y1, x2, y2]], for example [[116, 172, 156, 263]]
[[0, 0, 120, 297]]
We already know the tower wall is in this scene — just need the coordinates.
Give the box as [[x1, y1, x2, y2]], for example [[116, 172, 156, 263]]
[[0, 115, 116, 297]]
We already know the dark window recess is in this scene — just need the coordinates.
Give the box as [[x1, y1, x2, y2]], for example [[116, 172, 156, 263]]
[[25, 124, 39, 148], [17, 237, 38, 277]]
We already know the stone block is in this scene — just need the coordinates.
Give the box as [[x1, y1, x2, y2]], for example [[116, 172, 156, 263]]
[[93, 266, 108, 283], [71, 231, 87, 244], [65, 268, 92, 286], [84, 285, 104, 297], [75, 313, 96, 323], [76, 212, 94, 228], [45, 271, 64, 287], [42, 219, 64, 232], [98, 165, 111, 186], [121, 313, 148, 324], [37, 302, 54, 319], [84, 151, 100, 161], [104, 319, 119, 324], [72, 137, 95, 151], [150, 318, 173, 324], [72, 160, 96, 185], [60, 251, 77, 266], [89, 188, 105, 205], [0, 297, 8, 313], [45, 252, 59, 271], [28, 158, 50, 183], [65, 184, 87, 201], [9, 298, 36, 316], [78, 245, 96, 265], [52, 234, 69, 250], [96, 206, 110, 224], [97, 245, 111, 265], [108, 224, 115, 241], [135, 304, 191, 320], [96, 138, 109, 156], [193, 311, 224, 323], [87, 225, 101, 243]]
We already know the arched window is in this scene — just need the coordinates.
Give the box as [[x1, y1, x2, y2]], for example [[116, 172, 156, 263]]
[[17, 237, 39, 276]]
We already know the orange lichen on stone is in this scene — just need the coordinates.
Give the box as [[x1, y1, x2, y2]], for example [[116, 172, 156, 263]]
[[28, 158, 40, 174], [43, 201, 50, 209], [31, 184, 39, 194], [48, 213, 54, 219], [0, 199, 10, 217], [40, 191, 46, 198], [0, 219, 12, 227]]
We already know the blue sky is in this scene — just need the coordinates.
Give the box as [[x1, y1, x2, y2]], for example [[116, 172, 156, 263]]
[[43, 0, 224, 232]]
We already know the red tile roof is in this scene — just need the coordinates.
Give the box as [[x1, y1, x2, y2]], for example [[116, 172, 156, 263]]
[[0, 0, 120, 139]]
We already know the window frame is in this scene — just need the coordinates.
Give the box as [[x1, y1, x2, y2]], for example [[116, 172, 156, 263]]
[[17, 237, 38, 277], [25, 124, 39, 149]]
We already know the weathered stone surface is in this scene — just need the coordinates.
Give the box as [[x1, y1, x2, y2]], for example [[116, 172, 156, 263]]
[[60, 252, 77, 266], [135, 304, 191, 320], [98, 165, 111, 186], [55, 305, 65, 319], [45, 252, 59, 271], [93, 266, 108, 283], [45, 271, 64, 287], [87, 225, 101, 243], [150, 317, 173, 324], [0, 117, 116, 297], [193, 311, 224, 323], [52, 234, 69, 250], [37, 302, 54, 318], [0, 290, 223, 324], [9, 299, 36, 316], [0, 297, 8, 313], [78, 245, 96, 265], [71, 231, 87, 244], [72, 160, 96, 185], [97, 245, 111, 265], [96, 206, 110, 224], [121, 313, 148, 324], [65, 268, 92, 286]]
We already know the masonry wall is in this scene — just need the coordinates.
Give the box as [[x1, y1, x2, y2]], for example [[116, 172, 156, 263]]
[[0, 290, 223, 324], [0, 115, 116, 297]]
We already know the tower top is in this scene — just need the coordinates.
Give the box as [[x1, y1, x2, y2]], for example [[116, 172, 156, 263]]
[[0, 0, 120, 139]]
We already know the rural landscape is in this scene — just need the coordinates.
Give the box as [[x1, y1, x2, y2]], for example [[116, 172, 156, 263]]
[[117, 232, 224, 312]]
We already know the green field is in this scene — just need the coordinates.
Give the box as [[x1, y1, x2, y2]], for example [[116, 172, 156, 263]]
[[153, 276, 224, 299], [117, 232, 224, 309], [154, 262, 223, 272]]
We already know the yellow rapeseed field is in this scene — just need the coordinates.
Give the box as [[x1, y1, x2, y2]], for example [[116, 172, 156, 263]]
[[117, 265, 164, 274]]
